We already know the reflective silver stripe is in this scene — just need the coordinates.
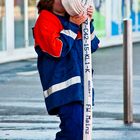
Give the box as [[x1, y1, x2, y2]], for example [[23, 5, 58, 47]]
[[91, 31, 95, 40], [44, 76, 81, 98], [60, 29, 77, 39]]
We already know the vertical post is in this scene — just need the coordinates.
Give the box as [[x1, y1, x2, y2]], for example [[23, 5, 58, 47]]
[[123, 19, 133, 124], [105, 0, 112, 38], [24, 0, 29, 48], [5, 0, 15, 54], [0, 4, 1, 17], [82, 17, 92, 140], [36, 0, 39, 19], [82, 0, 94, 139], [118, 0, 123, 34], [2, 16, 6, 51]]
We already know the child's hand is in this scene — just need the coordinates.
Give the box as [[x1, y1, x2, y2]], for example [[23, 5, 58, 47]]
[[98, 43, 101, 48], [70, 12, 88, 26], [87, 6, 94, 20]]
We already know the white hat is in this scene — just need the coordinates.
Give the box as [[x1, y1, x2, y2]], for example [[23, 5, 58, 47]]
[[61, 0, 92, 16]]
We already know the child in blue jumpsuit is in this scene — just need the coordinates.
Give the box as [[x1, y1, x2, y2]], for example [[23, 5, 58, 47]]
[[33, 0, 100, 139]]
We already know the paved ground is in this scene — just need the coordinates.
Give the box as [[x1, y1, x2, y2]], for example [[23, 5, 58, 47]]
[[0, 44, 140, 139]]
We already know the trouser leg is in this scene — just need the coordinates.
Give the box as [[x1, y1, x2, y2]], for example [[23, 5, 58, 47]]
[[55, 102, 83, 140]]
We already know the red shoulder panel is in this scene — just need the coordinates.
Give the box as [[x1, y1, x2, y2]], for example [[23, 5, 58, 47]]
[[34, 10, 63, 57]]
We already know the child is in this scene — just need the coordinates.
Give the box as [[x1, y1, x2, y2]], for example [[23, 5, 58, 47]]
[[33, 0, 100, 139]]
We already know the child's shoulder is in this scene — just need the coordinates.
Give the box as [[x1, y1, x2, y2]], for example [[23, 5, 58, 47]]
[[39, 10, 59, 22], [38, 10, 61, 26], [37, 10, 63, 30]]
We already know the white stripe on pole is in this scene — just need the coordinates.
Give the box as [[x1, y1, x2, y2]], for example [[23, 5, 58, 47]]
[[82, 0, 93, 138], [82, 17, 92, 140]]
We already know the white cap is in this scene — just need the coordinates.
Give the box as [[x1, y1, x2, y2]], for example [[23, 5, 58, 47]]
[[61, 0, 91, 16]]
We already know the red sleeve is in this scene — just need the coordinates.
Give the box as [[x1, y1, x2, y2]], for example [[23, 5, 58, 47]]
[[34, 10, 63, 57]]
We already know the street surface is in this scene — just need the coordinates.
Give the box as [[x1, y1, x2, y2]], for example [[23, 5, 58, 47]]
[[0, 44, 140, 139]]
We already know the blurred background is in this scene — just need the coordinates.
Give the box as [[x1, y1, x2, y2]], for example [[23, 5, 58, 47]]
[[0, 0, 140, 62], [0, 0, 140, 139]]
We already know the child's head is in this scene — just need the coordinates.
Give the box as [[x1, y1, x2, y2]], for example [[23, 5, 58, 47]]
[[37, 0, 66, 16], [37, 0, 54, 13], [53, 0, 66, 15]]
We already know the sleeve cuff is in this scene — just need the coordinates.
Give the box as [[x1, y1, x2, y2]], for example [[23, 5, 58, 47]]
[[93, 35, 100, 44], [91, 36, 100, 53], [68, 22, 80, 34], [90, 19, 94, 33]]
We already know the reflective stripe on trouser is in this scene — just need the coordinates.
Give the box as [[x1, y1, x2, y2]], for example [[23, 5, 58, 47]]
[[55, 102, 83, 140]]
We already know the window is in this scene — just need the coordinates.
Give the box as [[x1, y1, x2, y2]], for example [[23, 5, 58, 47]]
[[130, 0, 140, 32], [28, 0, 37, 46], [14, 0, 25, 48], [93, 0, 106, 38]]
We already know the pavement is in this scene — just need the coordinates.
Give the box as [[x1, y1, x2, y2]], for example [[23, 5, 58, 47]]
[[0, 44, 140, 140]]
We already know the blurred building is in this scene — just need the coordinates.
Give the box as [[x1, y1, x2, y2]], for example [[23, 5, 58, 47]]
[[0, 0, 37, 63], [0, 0, 140, 63], [94, 0, 140, 46]]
